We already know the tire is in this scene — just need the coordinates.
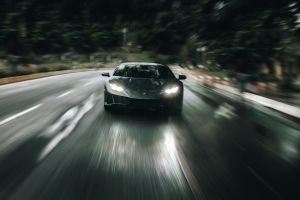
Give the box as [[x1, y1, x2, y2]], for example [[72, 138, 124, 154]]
[[104, 103, 111, 111], [104, 91, 111, 112], [171, 98, 183, 115], [169, 106, 182, 115]]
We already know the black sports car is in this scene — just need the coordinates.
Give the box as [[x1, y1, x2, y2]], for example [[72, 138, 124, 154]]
[[101, 62, 186, 114]]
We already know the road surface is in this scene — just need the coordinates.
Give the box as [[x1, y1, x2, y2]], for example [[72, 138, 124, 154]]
[[0, 70, 299, 200]]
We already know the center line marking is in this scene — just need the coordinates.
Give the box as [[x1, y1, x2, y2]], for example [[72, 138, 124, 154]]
[[38, 93, 96, 161], [56, 90, 74, 98], [0, 104, 42, 126]]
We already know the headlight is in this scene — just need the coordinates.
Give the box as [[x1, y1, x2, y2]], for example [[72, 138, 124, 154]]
[[164, 86, 179, 95], [110, 83, 124, 92]]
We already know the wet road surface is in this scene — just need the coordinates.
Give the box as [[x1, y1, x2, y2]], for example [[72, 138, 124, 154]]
[[0, 70, 299, 200]]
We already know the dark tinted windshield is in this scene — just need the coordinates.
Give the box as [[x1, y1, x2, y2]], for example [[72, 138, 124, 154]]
[[113, 64, 175, 79]]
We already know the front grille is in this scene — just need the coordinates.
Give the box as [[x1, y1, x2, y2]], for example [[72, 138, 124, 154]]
[[111, 94, 163, 108], [129, 98, 162, 107]]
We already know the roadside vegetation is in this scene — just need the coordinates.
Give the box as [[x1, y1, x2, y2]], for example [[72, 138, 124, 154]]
[[0, 51, 155, 78], [0, 0, 299, 91]]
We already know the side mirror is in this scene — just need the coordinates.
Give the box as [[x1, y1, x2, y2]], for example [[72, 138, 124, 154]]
[[101, 72, 110, 77], [178, 75, 186, 80]]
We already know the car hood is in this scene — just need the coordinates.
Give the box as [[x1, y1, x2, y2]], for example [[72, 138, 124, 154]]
[[107, 77, 180, 99]]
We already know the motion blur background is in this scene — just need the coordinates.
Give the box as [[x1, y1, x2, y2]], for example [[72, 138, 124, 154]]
[[0, 1, 300, 200], [0, 0, 300, 85]]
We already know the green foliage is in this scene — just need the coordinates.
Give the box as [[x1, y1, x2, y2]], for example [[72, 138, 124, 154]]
[[195, 0, 300, 72], [0, 69, 10, 78], [249, 74, 279, 83], [124, 52, 155, 62], [36, 66, 49, 73], [278, 77, 296, 92], [202, 69, 230, 78]]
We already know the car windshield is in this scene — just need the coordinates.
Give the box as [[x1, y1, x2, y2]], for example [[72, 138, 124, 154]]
[[113, 64, 175, 79]]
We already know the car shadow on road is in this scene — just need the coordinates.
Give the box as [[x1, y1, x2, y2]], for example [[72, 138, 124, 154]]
[[104, 108, 173, 122]]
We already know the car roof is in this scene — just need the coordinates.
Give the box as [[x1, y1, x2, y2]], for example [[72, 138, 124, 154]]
[[120, 62, 166, 66]]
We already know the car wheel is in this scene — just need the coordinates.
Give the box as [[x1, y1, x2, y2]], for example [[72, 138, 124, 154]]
[[170, 98, 183, 115], [104, 103, 111, 111], [104, 91, 112, 112]]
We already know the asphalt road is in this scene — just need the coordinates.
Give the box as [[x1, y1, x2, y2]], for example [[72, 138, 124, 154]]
[[0, 70, 299, 200]]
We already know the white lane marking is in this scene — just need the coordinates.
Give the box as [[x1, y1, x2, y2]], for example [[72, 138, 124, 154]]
[[0, 104, 42, 126], [214, 103, 237, 119], [38, 94, 96, 161], [40, 107, 79, 138], [56, 89, 74, 98]]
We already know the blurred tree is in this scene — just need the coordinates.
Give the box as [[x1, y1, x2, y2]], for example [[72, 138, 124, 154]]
[[194, 0, 300, 73], [0, 0, 299, 74]]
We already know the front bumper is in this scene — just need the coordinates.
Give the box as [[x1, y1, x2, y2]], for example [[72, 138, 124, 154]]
[[105, 91, 182, 110]]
